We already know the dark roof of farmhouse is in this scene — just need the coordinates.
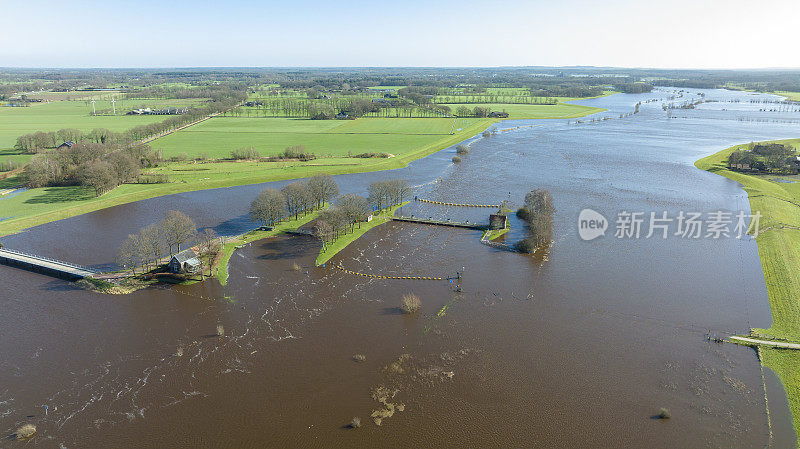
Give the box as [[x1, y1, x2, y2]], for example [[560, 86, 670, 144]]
[[172, 248, 198, 263]]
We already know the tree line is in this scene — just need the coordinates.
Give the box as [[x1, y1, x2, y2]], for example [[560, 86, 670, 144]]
[[247, 176, 411, 251], [24, 142, 162, 195], [117, 210, 219, 275], [14, 96, 243, 154]]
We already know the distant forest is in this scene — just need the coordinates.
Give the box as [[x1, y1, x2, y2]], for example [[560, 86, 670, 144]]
[[3, 67, 800, 103]]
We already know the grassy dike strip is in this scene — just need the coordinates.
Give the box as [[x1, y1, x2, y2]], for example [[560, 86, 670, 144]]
[[696, 138, 800, 443], [315, 202, 408, 266], [215, 208, 327, 285]]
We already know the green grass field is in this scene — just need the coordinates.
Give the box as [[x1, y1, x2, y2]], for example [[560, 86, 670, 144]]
[[0, 118, 495, 237], [0, 100, 201, 150], [152, 117, 485, 159], [696, 138, 800, 444], [774, 91, 800, 101], [439, 102, 604, 119]]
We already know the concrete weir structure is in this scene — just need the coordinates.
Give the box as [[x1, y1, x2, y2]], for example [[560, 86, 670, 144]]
[[0, 248, 96, 280]]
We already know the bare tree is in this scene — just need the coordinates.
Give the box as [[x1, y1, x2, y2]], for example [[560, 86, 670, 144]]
[[249, 188, 286, 227], [312, 220, 333, 251], [282, 181, 311, 220], [159, 210, 197, 255], [337, 194, 370, 231], [368, 181, 389, 212], [307, 175, 339, 209], [116, 233, 140, 275], [140, 224, 162, 270], [198, 228, 220, 255]]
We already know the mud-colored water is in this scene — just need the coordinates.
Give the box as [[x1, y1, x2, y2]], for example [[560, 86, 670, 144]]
[[2, 88, 800, 447]]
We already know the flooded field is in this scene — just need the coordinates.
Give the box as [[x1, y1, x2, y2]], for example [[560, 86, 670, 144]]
[[3, 89, 800, 447]]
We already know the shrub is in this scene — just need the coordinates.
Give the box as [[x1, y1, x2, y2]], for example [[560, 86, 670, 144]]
[[281, 145, 315, 161], [452, 156, 461, 163], [516, 237, 536, 254], [15, 424, 36, 439], [353, 152, 390, 158], [216, 324, 225, 336], [455, 144, 469, 154], [400, 293, 421, 314], [482, 130, 491, 138], [353, 354, 366, 362], [231, 147, 260, 160], [657, 408, 671, 419], [349, 417, 361, 428]]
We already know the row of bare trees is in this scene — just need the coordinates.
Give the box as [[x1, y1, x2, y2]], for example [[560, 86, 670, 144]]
[[249, 175, 340, 227], [117, 210, 218, 274], [312, 179, 411, 250], [366, 179, 411, 211]]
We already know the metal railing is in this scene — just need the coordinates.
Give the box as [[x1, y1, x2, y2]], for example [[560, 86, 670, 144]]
[[0, 248, 98, 273]]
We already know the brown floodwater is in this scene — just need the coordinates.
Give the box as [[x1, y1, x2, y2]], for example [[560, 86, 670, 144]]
[[2, 88, 800, 447]]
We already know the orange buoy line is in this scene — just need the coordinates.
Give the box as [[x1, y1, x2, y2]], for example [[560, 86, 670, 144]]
[[335, 264, 444, 281], [414, 198, 500, 208]]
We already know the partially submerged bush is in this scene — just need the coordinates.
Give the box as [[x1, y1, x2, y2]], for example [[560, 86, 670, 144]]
[[657, 408, 671, 419], [352, 354, 366, 362], [216, 324, 225, 336], [400, 293, 421, 314], [516, 237, 537, 254], [292, 262, 302, 271], [482, 130, 491, 138], [455, 144, 469, 154], [349, 417, 361, 428], [15, 424, 36, 439], [452, 156, 461, 163]]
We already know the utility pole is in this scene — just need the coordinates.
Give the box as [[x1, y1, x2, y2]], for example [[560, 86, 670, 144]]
[[91, 99, 96, 115], [111, 98, 116, 115]]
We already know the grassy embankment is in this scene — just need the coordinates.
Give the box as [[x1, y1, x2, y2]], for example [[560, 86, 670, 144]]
[[315, 202, 408, 267], [696, 138, 800, 443]]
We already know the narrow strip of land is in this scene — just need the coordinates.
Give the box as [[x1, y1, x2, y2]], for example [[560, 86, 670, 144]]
[[730, 336, 800, 350]]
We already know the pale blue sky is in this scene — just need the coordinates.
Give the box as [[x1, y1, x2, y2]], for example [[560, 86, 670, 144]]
[[1, 0, 796, 68]]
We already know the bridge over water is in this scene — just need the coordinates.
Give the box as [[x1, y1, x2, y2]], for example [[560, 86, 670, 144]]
[[0, 248, 97, 280]]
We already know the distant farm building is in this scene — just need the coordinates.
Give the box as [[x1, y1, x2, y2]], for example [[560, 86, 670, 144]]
[[56, 141, 75, 150], [168, 249, 201, 274], [127, 107, 188, 115]]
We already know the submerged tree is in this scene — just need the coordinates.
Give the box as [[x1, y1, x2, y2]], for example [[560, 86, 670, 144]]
[[516, 188, 555, 253]]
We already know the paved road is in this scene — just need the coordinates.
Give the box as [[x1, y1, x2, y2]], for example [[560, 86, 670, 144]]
[[729, 336, 800, 350]]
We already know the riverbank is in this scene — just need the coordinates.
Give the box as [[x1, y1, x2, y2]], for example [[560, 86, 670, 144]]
[[215, 208, 328, 285], [315, 202, 408, 266], [696, 137, 800, 444]]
